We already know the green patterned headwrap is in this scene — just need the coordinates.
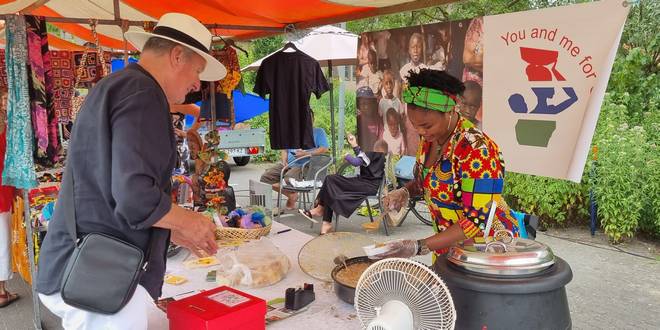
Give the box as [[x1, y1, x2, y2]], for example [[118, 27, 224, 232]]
[[402, 86, 457, 112]]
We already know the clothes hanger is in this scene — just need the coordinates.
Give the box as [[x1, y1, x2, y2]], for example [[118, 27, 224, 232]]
[[281, 41, 299, 52], [281, 23, 299, 52], [212, 33, 248, 56]]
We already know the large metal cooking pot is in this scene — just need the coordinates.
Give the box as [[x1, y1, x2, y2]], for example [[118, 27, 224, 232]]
[[435, 234, 573, 330], [331, 256, 375, 305]]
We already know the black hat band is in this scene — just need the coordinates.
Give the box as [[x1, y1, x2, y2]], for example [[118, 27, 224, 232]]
[[152, 26, 209, 53]]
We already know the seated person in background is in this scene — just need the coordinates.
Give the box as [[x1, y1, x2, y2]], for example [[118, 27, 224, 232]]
[[299, 135, 388, 234], [260, 111, 328, 211], [382, 108, 405, 155]]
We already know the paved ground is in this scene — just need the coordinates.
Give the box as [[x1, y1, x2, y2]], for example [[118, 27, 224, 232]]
[[2, 161, 659, 329]]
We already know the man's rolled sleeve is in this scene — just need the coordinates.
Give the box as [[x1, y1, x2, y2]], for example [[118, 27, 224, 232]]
[[110, 88, 174, 230]]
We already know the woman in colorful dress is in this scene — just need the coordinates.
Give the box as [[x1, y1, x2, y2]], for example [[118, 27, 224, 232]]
[[374, 68, 520, 259]]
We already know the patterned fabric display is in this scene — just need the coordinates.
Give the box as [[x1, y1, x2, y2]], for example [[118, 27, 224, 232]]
[[3, 15, 38, 189], [26, 15, 51, 163], [10, 196, 31, 284], [0, 49, 7, 92], [212, 46, 241, 96], [49, 50, 110, 123], [50, 50, 75, 123], [415, 117, 519, 256], [72, 51, 111, 86]]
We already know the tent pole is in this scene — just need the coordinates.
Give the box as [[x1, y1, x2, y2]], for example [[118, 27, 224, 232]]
[[112, 0, 120, 20], [328, 60, 336, 167], [24, 189, 43, 330], [338, 65, 346, 154]]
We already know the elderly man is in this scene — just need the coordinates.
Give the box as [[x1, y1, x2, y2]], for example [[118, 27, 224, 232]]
[[36, 13, 224, 329]]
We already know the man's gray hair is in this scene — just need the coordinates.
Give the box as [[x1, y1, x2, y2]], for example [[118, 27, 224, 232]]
[[142, 36, 196, 58]]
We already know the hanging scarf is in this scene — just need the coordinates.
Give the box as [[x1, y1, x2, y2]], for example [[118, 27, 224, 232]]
[[0, 49, 7, 92], [50, 50, 74, 123], [3, 15, 37, 189], [26, 15, 54, 165], [212, 46, 241, 96]]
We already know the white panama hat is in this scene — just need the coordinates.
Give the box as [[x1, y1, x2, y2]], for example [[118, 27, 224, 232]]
[[125, 13, 227, 81]]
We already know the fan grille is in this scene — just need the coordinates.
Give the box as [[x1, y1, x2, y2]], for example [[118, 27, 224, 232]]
[[355, 258, 456, 330]]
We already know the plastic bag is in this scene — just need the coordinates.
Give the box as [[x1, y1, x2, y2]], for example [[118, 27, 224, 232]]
[[215, 238, 290, 288]]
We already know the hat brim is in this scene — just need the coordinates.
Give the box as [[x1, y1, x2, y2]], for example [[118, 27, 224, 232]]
[[125, 31, 227, 82]]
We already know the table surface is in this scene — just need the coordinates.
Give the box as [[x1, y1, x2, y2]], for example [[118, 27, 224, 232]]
[[147, 221, 362, 329]]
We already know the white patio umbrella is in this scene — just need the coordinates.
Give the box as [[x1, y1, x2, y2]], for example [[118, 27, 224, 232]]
[[242, 25, 358, 163]]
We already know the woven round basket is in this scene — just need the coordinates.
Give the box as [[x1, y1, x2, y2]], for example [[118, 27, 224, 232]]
[[216, 224, 272, 240]]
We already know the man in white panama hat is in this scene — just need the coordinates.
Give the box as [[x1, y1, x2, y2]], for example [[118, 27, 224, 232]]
[[36, 13, 225, 329]]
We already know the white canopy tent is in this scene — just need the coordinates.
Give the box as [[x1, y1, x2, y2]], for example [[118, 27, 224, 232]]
[[242, 25, 357, 70]]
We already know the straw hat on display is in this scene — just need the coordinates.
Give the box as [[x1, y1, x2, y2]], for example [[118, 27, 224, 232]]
[[125, 13, 226, 81]]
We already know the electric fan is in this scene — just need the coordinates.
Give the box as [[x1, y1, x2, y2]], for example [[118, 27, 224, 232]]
[[354, 258, 456, 330]]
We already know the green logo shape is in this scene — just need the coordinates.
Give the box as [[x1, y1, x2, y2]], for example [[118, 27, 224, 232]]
[[515, 119, 556, 147]]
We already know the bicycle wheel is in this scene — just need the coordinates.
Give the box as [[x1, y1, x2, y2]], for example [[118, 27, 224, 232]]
[[410, 198, 433, 226]]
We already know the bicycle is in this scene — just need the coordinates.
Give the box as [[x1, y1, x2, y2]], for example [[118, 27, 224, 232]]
[[336, 156, 433, 227]]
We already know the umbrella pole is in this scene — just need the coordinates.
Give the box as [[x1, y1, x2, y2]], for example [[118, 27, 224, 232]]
[[328, 60, 336, 167]]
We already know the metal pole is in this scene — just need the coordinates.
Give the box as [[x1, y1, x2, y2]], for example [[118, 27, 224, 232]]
[[337, 23, 347, 154], [337, 66, 346, 154], [112, 0, 121, 20], [209, 81, 216, 131], [24, 190, 42, 330], [328, 60, 336, 165]]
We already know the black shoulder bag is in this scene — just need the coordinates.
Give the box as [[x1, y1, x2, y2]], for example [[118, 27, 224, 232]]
[[59, 165, 151, 314]]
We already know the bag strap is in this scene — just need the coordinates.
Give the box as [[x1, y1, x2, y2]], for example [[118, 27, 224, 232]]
[[62, 164, 78, 242], [63, 141, 155, 270]]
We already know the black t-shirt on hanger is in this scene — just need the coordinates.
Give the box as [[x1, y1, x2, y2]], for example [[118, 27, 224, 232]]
[[254, 50, 329, 150]]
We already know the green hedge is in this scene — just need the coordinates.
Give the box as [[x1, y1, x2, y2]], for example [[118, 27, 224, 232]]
[[503, 94, 659, 243]]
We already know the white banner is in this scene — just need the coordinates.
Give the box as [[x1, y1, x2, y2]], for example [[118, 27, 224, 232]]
[[483, 0, 629, 182]]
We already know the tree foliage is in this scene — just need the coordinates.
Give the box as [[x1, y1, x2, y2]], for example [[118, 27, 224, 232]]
[[238, 0, 659, 241]]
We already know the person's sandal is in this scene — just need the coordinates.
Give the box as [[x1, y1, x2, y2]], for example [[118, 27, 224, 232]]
[[0, 291, 19, 308], [298, 209, 319, 223]]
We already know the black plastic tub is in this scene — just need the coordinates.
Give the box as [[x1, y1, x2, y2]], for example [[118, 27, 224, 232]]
[[434, 255, 573, 330], [331, 256, 374, 305]]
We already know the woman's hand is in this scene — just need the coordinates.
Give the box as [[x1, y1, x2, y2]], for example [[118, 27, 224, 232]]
[[368, 239, 418, 259], [382, 187, 410, 211]]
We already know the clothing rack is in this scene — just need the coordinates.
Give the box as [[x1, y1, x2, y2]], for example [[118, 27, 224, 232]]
[[23, 189, 41, 329]]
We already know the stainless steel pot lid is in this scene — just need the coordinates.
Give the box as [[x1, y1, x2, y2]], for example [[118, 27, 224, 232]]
[[447, 230, 555, 276]]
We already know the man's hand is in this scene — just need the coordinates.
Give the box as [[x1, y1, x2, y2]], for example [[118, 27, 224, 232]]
[[294, 149, 308, 158], [169, 211, 218, 257]]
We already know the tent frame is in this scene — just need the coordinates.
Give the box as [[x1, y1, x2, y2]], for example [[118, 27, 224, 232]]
[[4, 1, 459, 329]]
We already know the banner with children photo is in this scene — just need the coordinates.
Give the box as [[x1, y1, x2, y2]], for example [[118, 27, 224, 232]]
[[356, 0, 628, 182], [356, 18, 482, 157]]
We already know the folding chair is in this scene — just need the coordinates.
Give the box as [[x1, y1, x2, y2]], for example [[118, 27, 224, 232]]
[[333, 154, 392, 236], [249, 179, 273, 213], [276, 154, 333, 221]]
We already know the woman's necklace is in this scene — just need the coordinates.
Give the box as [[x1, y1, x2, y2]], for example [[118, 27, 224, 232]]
[[435, 113, 459, 155]]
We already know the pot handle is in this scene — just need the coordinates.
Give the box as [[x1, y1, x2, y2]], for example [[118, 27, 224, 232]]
[[333, 254, 348, 266], [494, 229, 514, 244], [485, 241, 508, 253]]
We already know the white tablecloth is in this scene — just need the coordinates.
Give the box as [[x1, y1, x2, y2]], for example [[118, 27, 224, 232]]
[[147, 221, 361, 329]]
